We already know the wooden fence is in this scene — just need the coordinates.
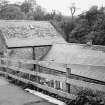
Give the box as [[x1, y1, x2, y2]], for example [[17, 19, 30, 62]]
[[0, 57, 105, 99]]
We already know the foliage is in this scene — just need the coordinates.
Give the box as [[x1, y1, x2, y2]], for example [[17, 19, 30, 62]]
[[0, 5, 26, 20], [20, 0, 33, 14], [60, 21, 75, 41], [33, 5, 46, 20], [20, 0, 36, 14], [0, 0, 64, 21], [50, 16, 76, 42], [68, 89, 105, 105], [70, 6, 105, 45], [0, 0, 9, 10], [26, 11, 34, 20], [20, 1, 31, 14]]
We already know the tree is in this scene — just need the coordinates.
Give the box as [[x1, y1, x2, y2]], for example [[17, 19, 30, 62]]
[[60, 21, 75, 42], [70, 5, 105, 45], [26, 11, 34, 20], [33, 5, 46, 20], [44, 10, 61, 21], [20, 0, 36, 14], [20, 0, 32, 14], [58, 3, 77, 42], [69, 3, 77, 22], [0, 0, 9, 10], [53, 12, 63, 21], [70, 19, 91, 43], [0, 5, 26, 20]]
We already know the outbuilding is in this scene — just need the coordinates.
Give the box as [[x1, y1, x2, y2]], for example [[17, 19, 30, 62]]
[[41, 43, 105, 93], [0, 20, 66, 69]]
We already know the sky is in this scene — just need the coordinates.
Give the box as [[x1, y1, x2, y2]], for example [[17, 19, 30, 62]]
[[9, 0, 105, 16]]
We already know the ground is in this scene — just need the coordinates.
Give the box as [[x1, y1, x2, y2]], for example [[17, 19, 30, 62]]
[[0, 77, 55, 105]]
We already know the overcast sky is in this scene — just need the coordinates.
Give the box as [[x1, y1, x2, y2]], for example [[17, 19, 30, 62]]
[[9, 0, 105, 16]]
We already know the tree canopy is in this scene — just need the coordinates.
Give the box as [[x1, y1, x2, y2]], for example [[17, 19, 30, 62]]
[[70, 6, 105, 45], [0, 5, 25, 20]]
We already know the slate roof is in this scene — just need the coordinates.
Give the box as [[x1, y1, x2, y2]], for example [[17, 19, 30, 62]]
[[41, 43, 105, 81], [0, 20, 66, 48], [42, 43, 105, 66]]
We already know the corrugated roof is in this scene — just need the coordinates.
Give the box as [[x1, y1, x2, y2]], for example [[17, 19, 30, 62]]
[[0, 20, 66, 48]]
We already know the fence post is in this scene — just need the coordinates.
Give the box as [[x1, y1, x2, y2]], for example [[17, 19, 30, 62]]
[[66, 66, 71, 78], [32, 47, 36, 70], [66, 66, 71, 93]]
